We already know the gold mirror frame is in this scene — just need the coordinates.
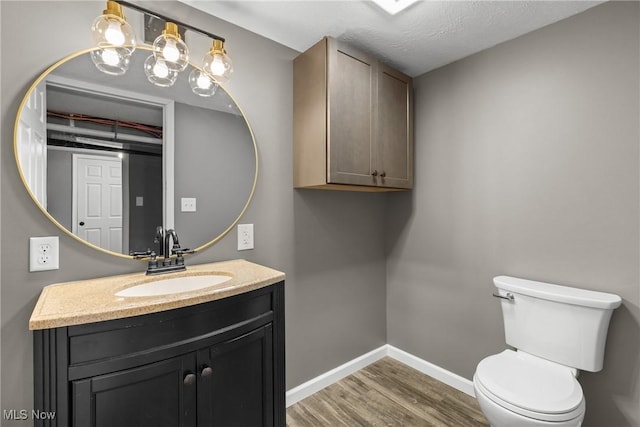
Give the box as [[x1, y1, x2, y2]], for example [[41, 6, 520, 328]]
[[14, 46, 258, 260]]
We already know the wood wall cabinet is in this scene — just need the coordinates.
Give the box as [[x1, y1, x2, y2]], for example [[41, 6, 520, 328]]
[[294, 36, 413, 191], [33, 283, 285, 427]]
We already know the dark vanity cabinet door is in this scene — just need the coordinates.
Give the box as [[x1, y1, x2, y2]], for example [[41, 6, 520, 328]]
[[197, 324, 274, 427], [72, 354, 196, 427], [33, 282, 285, 427]]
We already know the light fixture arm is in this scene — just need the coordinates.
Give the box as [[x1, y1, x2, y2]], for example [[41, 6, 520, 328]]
[[115, 0, 225, 43]]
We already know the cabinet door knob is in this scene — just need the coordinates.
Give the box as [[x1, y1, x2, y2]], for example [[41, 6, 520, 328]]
[[201, 366, 213, 378], [183, 372, 196, 386], [371, 170, 378, 177], [380, 171, 386, 178]]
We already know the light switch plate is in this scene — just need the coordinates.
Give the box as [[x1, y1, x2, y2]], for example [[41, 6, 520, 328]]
[[237, 224, 254, 251], [30, 236, 59, 272], [181, 197, 196, 212]]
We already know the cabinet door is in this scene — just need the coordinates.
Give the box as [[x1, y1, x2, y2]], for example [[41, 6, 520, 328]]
[[328, 38, 378, 186], [72, 354, 196, 427], [197, 324, 274, 427], [375, 64, 413, 189]]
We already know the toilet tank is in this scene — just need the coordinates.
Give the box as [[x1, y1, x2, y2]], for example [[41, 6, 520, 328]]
[[493, 276, 622, 372]]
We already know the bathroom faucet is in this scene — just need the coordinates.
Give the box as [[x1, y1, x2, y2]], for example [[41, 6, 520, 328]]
[[132, 228, 195, 275]]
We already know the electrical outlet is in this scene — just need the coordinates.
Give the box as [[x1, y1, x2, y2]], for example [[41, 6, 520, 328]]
[[30, 236, 60, 272], [237, 224, 254, 251], [181, 197, 196, 212]]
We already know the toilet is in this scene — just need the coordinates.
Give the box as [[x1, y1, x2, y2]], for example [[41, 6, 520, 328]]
[[473, 276, 621, 427]]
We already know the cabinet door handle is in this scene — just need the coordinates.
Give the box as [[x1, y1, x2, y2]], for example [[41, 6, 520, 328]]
[[200, 366, 213, 378], [371, 170, 378, 177], [380, 171, 386, 178], [183, 372, 196, 386]]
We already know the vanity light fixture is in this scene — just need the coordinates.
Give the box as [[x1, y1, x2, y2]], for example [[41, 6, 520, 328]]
[[91, 0, 233, 94]]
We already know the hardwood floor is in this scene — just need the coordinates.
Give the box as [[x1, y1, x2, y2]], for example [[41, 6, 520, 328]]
[[287, 357, 490, 427]]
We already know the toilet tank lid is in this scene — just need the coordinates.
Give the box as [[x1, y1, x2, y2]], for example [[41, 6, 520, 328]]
[[493, 276, 622, 309]]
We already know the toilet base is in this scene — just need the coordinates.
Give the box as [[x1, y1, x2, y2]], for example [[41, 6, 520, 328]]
[[473, 379, 585, 427]]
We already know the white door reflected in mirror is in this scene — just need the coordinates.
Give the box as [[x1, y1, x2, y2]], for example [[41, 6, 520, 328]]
[[73, 153, 123, 253]]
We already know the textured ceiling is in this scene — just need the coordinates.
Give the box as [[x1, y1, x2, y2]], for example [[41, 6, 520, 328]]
[[178, 0, 604, 77]]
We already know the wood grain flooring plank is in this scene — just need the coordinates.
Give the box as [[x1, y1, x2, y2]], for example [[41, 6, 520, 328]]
[[287, 357, 489, 427]]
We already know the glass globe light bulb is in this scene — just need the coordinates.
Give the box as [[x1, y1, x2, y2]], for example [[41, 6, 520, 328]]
[[90, 47, 131, 75], [101, 48, 121, 66], [91, 1, 136, 55], [153, 60, 170, 79], [202, 39, 233, 84], [153, 22, 189, 72], [197, 73, 212, 89], [162, 40, 180, 63], [209, 56, 226, 77], [104, 19, 125, 45], [144, 55, 178, 87], [189, 68, 218, 97]]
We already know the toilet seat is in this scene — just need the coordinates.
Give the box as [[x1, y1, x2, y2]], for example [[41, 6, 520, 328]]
[[474, 350, 584, 422]]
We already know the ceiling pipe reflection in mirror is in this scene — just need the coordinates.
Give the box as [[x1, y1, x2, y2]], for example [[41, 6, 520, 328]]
[[91, 1, 234, 94]]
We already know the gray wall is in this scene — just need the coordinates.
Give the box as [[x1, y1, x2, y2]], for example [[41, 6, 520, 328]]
[[46, 149, 73, 230], [174, 102, 255, 249], [0, 1, 387, 422], [386, 2, 639, 426]]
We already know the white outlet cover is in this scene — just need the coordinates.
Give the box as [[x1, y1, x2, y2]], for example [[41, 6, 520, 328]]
[[181, 197, 197, 212], [29, 236, 60, 272], [237, 224, 254, 251]]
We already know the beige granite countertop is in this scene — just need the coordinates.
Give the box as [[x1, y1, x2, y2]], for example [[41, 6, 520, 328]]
[[29, 259, 285, 330]]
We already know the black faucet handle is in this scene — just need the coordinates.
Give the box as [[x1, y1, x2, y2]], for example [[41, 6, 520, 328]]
[[173, 247, 194, 255], [174, 248, 195, 267], [173, 248, 195, 256], [130, 249, 156, 259]]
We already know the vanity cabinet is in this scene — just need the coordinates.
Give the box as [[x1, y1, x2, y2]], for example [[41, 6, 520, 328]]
[[33, 282, 285, 427], [72, 353, 196, 426], [294, 36, 413, 191]]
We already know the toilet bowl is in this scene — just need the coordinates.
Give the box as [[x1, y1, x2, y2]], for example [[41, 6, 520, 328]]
[[473, 276, 621, 427], [473, 350, 585, 427]]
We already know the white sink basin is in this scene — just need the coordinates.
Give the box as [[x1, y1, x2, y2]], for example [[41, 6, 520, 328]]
[[116, 274, 233, 297]]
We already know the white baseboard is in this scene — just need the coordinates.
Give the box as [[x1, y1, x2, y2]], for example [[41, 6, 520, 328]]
[[286, 346, 387, 407], [286, 344, 475, 407], [385, 345, 475, 397]]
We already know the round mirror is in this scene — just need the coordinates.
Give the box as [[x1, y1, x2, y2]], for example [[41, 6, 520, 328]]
[[14, 47, 257, 259]]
